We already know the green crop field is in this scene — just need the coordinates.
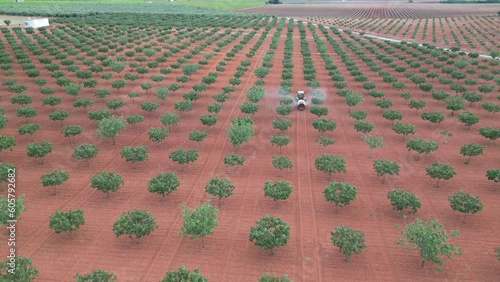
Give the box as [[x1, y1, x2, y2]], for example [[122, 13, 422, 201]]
[[0, 0, 265, 10]]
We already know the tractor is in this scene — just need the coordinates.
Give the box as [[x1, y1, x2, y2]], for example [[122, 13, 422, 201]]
[[295, 90, 306, 110]]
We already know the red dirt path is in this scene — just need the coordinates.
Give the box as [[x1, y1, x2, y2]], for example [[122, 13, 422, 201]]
[[0, 16, 499, 282]]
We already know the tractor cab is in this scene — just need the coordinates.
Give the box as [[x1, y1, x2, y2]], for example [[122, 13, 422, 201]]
[[296, 91, 306, 102]]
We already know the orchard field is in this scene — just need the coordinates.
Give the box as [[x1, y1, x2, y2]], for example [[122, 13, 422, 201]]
[[0, 2, 499, 281]]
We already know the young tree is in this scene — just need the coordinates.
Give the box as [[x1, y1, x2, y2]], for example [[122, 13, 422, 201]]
[[316, 136, 335, 152], [448, 190, 483, 222], [331, 225, 367, 262], [269, 134, 291, 153], [249, 215, 290, 255], [64, 83, 83, 100], [154, 87, 169, 105], [94, 88, 110, 100], [386, 189, 421, 216], [113, 209, 157, 243], [310, 106, 329, 117], [272, 118, 293, 131], [97, 116, 127, 145], [445, 95, 465, 116], [421, 111, 445, 126], [73, 98, 93, 111], [223, 153, 245, 171], [160, 112, 180, 130], [106, 98, 124, 112], [90, 171, 124, 197], [349, 109, 367, 120], [126, 114, 144, 128], [88, 109, 110, 122], [42, 96, 62, 107], [120, 145, 149, 168], [200, 114, 218, 128], [18, 123, 40, 137], [205, 176, 235, 205], [74, 270, 117, 282], [353, 120, 374, 134], [72, 143, 99, 166], [382, 109, 403, 124], [312, 118, 336, 135], [373, 159, 400, 183], [409, 99, 427, 114], [315, 154, 346, 180], [479, 126, 500, 143], [440, 130, 453, 143], [323, 182, 357, 213], [0, 135, 15, 154], [180, 201, 218, 247], [362, 134, 384, 158], [392, 122, 416, 141], [49, 109, 69, 125], [168, 148, 199, 171], [460, 143, 484, 164], [188, 129, 208, 146], [0, 256, 39, 281], [481, 102, 500, 115], [161, 266, 206, 282], [345, 91, 364, 112], [41, 169, 69, 195], [148, 127, 168, 145], [0, 115, 9, 130], [486, 168, 500, 189], [272, 155, 293, 176], [49, 209, 85, 237], [425, 162, 457, 188], [141, 101, 159, 114], [264, 180, 293, 208], [457, 111, 479, 130], [27, 140, 53, 164], [406, 138, 438, 157], [462, 91, 483, 106], [226, 122, 255, 149], [147, 171, 179, 201], [207, 103, 222, 114], [240, 101, 259, 115], [174, 99, 193, 115], [397, 218, 460, 269], [111, 80, 126, 92], [16, 106, 37, 121]]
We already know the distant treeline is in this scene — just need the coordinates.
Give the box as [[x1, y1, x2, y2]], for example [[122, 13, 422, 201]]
[[440, 0, 500, 3]]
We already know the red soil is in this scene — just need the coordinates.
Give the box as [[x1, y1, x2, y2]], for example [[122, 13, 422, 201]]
[[241, 3, 500, 18], [1, 16, 499, 282]]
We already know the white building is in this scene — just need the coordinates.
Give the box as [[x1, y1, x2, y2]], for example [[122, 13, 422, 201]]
[[24, 18, 50, 28]]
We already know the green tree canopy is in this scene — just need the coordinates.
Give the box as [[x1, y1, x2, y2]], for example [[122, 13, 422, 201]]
[[113, 209, 157, 243], [49, 209, 85, 237], [386, 189, 421, 216], [249, 215, 290, 255], [90, 171, 124, 197], [323, 182, 357, 213], [397, 218, 460, 269], [147, 172, 179, 201], [179, 200, 218, 248], [205, 176, 235, 205], [331, 225, 367, 262], [448, 190, 483, 222]]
